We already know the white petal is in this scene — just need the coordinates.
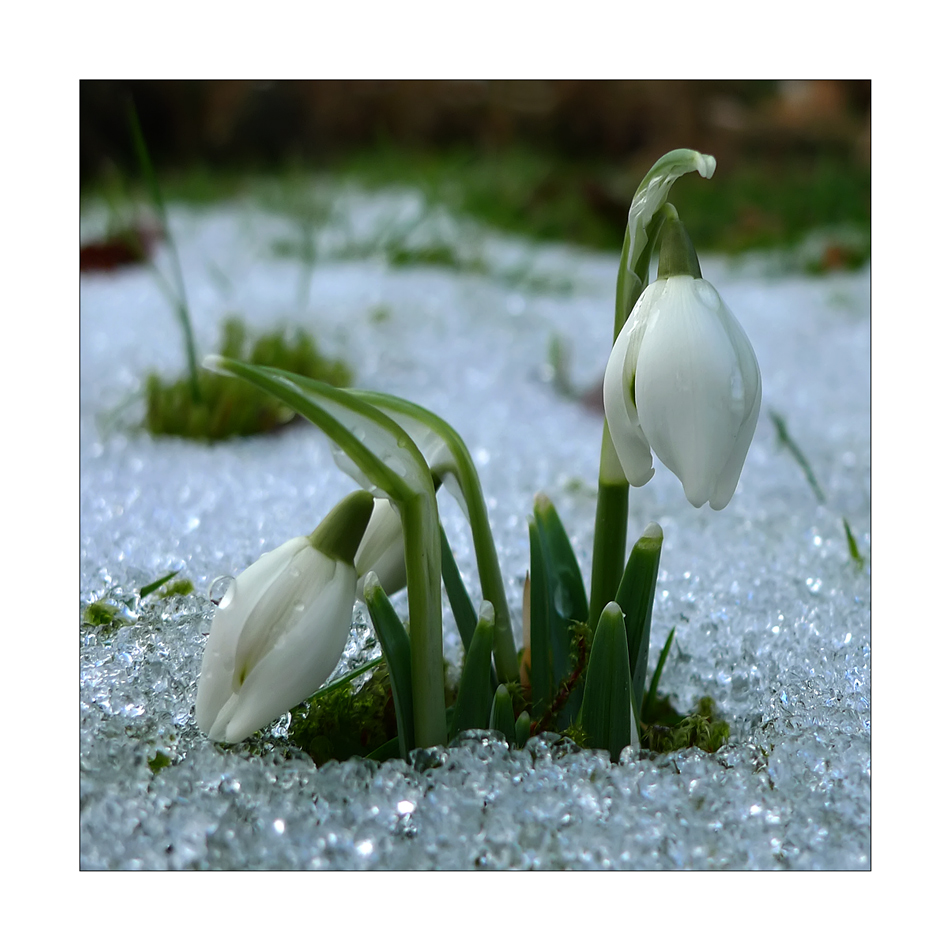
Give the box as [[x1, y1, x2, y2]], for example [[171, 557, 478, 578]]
[[223, 557, 357, 742], [354, 498, 407, 598], [635, 278, 752, 508], [195, 536, 309, 737], [709, 335, 761, 510], [603, 298, 656, 487]]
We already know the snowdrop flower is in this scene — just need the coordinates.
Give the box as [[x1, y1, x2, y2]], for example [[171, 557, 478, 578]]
[[196, 491, 374, 743], [604, 216, 761, 510]]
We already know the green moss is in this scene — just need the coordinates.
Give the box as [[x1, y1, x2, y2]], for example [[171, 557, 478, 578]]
[[83, 600, 125, 627], [144, 316, 352, 441], [289, 667, 396, 766], [639, 695, 730, 755], [160, 578, 195, 598], [147, 750, 172, 774]]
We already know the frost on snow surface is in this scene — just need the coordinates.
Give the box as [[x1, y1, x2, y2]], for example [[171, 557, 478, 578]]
[[80, 191, 869, 869]]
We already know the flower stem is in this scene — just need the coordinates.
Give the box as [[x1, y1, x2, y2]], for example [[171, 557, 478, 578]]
[[401, 492, 448, 748]]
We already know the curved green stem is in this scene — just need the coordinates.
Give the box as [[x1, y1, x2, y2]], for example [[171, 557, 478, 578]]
[[351, 390, 519, 685]]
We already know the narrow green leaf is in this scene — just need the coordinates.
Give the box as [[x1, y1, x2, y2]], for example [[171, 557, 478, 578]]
[[139, 570, 180, 599], [578, 602, 633, 763], [449, 602, 495, 740], [366, 736, 401, 762], [528, 516, 553, 717], [843, 517, 866, 566], [530, 493, 589, 727], [309, 656, 385, 703], [769, 410, 826, 503], [515, 710, 531, 749], [363, 573, 415, 759], [614, 522, 663, 719], [489, 684, 516, 744], [643, 627, 676, 723], [439, 523, 477, 653]]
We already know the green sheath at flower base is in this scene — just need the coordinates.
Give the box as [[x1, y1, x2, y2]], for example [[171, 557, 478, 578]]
[[202, 356, 446, 749], [590, 149, 716, 633]]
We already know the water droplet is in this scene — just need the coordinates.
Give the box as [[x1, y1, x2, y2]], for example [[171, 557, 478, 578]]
[[553, 578, 575, 618], [209, 575, 235, 608]]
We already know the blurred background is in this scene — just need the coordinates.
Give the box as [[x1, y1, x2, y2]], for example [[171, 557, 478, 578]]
[[80, 80, 870, 268]]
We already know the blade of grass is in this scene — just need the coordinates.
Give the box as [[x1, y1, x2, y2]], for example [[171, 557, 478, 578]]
[[769, 410, 826, 503], [127, 99, 200, 401], [643, 627, 676, 723], [139, 570, 180, 599]]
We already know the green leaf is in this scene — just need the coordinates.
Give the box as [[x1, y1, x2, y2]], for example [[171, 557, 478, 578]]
[[449, 602, 496, 740], [363, 574, 415, 759], [843, 517, 866, 566], [309, 656, 385, 703], [439, 523, 477, 653], [768, 409, 826, 503], [529, 493, 588, 727], [139, 570, 180, 599], [488, 684, 516, 744], [515, 710, 531, 749], [578, 602, 632, 763], [643, 628, 676, 723], [614, 522, 663, 719], [528, 517, 552, 717]]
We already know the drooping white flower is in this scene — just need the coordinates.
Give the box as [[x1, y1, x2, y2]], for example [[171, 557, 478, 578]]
[[604, 274, 761, 510], [195, 492, 374, 743]]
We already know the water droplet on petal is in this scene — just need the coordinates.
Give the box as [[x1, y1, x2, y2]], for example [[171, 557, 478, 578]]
[[209, 575, 236, 608]]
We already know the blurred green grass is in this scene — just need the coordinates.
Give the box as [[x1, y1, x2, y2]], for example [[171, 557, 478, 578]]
[[87, 143, 870, 267]]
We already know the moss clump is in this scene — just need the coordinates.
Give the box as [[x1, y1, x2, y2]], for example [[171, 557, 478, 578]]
[[639, 695, 730, 755], [145, 316, 352, 441], [83, 600, 125, 627], [289, 667, 397, 766], [160, 578, 195, 598], [147, 750, 172, 774]]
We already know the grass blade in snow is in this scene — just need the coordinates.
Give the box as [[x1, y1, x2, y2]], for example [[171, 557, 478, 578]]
[[363, 573, 415, 758], [643, 627, 676, 723], [449, 602, 495, 740], [614, 522, 663, 718], [579, 602, 632, 763]]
